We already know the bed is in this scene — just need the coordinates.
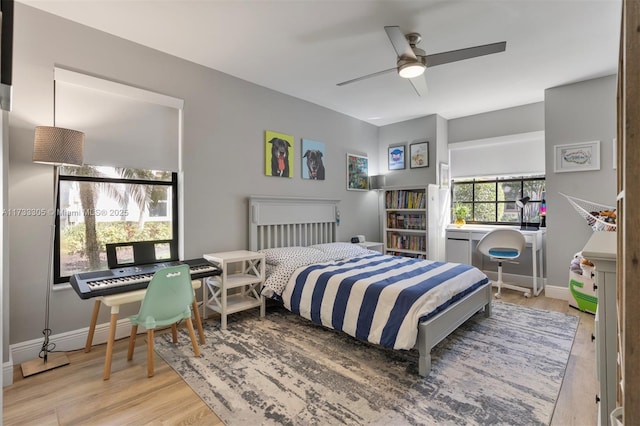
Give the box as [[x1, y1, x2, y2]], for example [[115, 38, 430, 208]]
[[249, 195, 491, 376]]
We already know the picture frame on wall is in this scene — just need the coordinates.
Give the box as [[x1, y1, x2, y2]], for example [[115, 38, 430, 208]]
[[346, 153, 369, 191], [554, 140, 601, 173], [388, 144, 406, 170], [409, 141, 429, 168], [265, 130, 294, 178], [301, 138, 326, 180], [439, 162, 450, 188]]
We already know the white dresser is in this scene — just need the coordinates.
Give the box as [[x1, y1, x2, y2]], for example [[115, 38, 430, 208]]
[[582, 231, 617, 426]]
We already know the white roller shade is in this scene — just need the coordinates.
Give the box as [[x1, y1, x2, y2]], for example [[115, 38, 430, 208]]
[[54, 68, 183, 171], [449, 131, 545, 179]]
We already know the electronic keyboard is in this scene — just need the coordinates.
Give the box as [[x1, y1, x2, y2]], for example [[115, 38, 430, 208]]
[[69, 258, 221, 299]]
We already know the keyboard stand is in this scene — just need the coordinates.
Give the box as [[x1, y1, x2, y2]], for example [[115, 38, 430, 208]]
[[83, 280, 204, 380]]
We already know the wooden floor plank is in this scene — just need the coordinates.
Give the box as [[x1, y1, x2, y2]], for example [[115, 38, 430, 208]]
[[3, 291, 595, 426]]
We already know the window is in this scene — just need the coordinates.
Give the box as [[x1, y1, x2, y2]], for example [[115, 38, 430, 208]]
[[54, 166, 178, 283], [452, 176, 545, 225]]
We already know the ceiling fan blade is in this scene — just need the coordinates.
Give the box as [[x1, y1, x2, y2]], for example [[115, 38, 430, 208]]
[[408, 74, 428, 97], [336, 67, 397, 86], [425, 41, 506, 67], [384, 26, 417, 60]]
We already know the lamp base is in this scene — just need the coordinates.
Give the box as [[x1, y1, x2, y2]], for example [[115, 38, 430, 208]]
[[20, 352, 70, 378]]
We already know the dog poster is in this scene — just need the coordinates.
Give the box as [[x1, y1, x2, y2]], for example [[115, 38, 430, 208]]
[[265, 130, 294, 178], [302, 139, 326, 180]]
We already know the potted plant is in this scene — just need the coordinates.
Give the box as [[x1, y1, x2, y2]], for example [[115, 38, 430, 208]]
[[453, 203, 470, 228]]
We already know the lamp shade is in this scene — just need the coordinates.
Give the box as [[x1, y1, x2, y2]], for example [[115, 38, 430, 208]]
[[33, 126, 84, 166], [516, 196, 531, 208], [369, 175, 386, 190]]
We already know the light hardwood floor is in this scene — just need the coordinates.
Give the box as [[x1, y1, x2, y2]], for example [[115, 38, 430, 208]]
[[3, 290, 596, 426]]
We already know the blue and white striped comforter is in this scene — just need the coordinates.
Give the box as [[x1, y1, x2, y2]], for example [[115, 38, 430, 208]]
[[281, 253, 489, 350]]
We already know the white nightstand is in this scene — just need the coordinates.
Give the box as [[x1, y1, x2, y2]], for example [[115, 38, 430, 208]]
[[356, 241, 383, 253], [202, 250, 265, 330]]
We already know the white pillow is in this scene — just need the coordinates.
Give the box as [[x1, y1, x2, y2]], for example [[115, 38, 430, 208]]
[[309, 242, 372, 260], [259, 246, 329, 265], [261, 251, 335, 297]]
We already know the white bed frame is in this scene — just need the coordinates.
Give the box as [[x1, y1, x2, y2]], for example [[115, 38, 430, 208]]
[[248, 195, 492, 376]]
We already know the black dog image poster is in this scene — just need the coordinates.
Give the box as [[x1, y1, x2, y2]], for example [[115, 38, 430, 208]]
[[265, 131, 294, 178], [302, 139, 326, 180]]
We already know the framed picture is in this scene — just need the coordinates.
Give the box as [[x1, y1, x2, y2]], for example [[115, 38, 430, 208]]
[[554, 141, 600, 173], [301, 139, 326, 180], [388, 144, 406, 170], [346, 153, 369, 191], [265, 130, 294, 178], [439, 162, 450, 188], [409, 141, 429, 168]]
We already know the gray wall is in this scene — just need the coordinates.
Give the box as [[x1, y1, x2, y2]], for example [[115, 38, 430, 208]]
[[544, 75, 617, 287], [448, 102, 544, 143], [377, 114, 438, 187], [7, 4, 380, 348]]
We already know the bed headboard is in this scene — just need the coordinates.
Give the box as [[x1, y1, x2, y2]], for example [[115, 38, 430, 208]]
[[249, 196, 340, 251]]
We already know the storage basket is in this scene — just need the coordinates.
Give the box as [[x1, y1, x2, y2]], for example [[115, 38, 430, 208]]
[[560, 193, 616, 232]]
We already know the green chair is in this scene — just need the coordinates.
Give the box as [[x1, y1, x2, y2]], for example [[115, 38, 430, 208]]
[[127, 264, 201, 377]]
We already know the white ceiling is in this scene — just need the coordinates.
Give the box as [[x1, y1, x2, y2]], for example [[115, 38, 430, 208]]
[[21, 0, 622, 126]]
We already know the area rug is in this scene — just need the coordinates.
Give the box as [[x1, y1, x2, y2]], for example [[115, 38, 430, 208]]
[[156, 302, 579, 425]]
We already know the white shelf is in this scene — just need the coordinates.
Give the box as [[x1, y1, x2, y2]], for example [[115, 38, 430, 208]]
[[206, 293, 263, 315], [383, 186, 428, 259], [202, 250, 265, 330]]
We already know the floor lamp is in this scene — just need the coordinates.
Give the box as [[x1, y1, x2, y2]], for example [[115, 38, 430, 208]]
[[369, 175, 386, 242], [20, 126, 84, 377]]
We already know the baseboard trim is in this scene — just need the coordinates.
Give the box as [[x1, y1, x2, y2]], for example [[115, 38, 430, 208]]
[[10, 318, 133, 366], [544, 285, 570, 301], [3, 351, 13, 387]]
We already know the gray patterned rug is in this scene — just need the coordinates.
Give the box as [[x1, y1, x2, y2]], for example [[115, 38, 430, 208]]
[[156, 302, 578, 426]]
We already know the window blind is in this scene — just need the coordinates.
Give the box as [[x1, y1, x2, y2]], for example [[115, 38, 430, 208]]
[[54, 68, 183, 171], [449, 131, 545, 178]]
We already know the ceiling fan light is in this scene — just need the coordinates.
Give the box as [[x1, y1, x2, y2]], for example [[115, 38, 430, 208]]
[[398, 62, 425, 79]]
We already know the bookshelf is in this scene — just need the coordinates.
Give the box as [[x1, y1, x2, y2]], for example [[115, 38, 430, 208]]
[[383, 186, 428, 259]]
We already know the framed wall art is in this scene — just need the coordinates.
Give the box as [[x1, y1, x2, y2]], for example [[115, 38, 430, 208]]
[[301, 139, 326, 180], [554, 140, 600, 173], [265, 130, 294, 178], [388, 144, 406, 170], [409, 141, 429, 168], [439, 162, 450, 188], [346, 153, 369, 191]]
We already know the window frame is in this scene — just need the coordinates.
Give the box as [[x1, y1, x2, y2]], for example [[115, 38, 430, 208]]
[[53, 172, 179, 284], [451, 176, 545, 226]]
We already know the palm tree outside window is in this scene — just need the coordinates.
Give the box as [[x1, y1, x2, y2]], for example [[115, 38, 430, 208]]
[[54, 165, 178, 284]]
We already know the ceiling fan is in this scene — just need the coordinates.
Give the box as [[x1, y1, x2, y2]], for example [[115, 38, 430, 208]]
[[337, 26, 507, 96]]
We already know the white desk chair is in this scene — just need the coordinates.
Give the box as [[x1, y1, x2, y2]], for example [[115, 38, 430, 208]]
[[477, 228, 528, 298]]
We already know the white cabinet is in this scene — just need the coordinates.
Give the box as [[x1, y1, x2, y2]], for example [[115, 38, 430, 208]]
[[202, 250, 265, 330], [445, 234, 471, 264], [582, 232, 617, 426], [383, 186, 428, 259]]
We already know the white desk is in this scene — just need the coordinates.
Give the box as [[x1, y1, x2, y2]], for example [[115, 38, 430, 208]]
[[446, 225, 545, 296], [84, 280, 204, 380]]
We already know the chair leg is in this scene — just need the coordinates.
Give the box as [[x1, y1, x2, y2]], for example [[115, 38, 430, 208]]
[[185, 317, 201, 357], [147, 329, 155, 378], [495, 262, 503, 299], [171, 323, 178, 343], [127, 325, 138, 360]]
